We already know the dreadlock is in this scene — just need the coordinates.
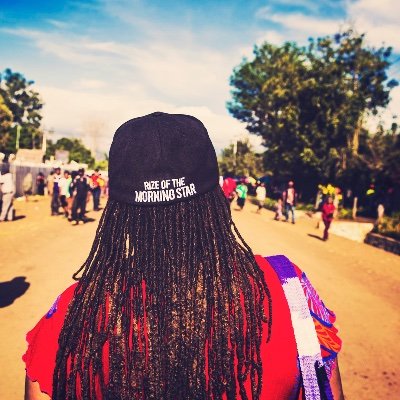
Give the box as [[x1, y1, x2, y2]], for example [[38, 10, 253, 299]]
[[53, 186, 272, 399]]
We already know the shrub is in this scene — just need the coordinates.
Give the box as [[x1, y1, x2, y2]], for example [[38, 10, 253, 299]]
[[373, 216, 400, 241], [337, 208, 354, 220], [296, 202, 315, 212]]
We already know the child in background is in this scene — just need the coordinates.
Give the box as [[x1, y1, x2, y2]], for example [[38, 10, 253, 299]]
[[274, 198, 283, 221], [236, 181, 248, 210], [255, 183, 267, 214]]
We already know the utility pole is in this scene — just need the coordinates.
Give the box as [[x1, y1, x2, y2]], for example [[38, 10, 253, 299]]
[[42, 130, 47, 154], [16, 125, 21, 151]]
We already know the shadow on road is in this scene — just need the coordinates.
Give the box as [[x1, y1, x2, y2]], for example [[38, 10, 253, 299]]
[[307, 233, 324, 241], [0, 276, 30, 308], [14, 215, 26, 221]]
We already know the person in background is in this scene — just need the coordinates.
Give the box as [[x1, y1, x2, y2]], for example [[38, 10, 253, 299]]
[[36, 172, 46, 196], [322, 196, 335, 241], [283, 180, 297, 224], [333, 187, 341, 218], [46, 171, 54, 198], [22, 172, 33, 201], [50, 168, 62, 216], [255, 182, 267, 214], [236, 180, 248, 210], [90, 169, 102, 211], [274, 198, 283, 221], [0, 163, 15, 222], [59, 170, 72, 219], [70, 168, 90, 225], [222, 172, 237, 205]]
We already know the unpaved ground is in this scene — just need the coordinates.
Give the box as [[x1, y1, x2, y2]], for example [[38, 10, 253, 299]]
[[0, 196, 399, 399]]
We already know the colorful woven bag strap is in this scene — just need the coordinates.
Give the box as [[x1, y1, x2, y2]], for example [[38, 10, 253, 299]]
[[266, 255, 333, 400]]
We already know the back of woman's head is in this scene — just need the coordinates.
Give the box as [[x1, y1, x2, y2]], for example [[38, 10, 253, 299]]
[[53, 113, 271, 399]]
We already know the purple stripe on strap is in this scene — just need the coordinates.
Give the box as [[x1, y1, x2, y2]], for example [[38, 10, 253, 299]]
[[266, 255, 297, 283], [265, 255, 334, 400]]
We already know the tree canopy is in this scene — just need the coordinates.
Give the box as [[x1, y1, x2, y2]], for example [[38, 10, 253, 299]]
[[227, 30, 398, 199], [0, 68, 100, 167], [46, 137, 95, 167], [218, 138, 264, 178], [0, 68, 44, 153]]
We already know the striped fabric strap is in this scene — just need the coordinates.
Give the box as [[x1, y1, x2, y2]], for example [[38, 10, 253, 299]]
[[266, 255, 333, 400]]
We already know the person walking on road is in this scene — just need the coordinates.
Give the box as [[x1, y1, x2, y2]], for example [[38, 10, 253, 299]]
[[36, 172, 46, 196], [0, 164, 15, 222], [255, 183, 266, 213], [90, 169, 102, 211], [274, 197, 283, 221], [322, 196, 336, 241], [50, 168, 62, 216], [22, 172, 33, 201], [70, 168, 90, 225], [283, 180, 297, 224], [23, 112, 344, 400], [59, 170, 72, 219], [236, 180, 248, 210], [221, 172, 237, 205]]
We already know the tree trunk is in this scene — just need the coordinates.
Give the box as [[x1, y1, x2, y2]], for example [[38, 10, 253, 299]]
[[350, 113, 363, 156], [352, 197, 358, 219]]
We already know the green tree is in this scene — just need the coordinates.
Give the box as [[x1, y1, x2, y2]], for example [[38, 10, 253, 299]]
[[363, 124, 400, 186], [0, 69, 44, 153], [218, 138, 264, 177], [46, 137, 95, 167], [308, 31, 398, 162], [227, 30, 398, 199], [0, 93, 13, 153]]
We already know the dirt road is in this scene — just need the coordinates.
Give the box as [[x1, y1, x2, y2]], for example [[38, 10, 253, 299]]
[[0, 197, 399, 399]]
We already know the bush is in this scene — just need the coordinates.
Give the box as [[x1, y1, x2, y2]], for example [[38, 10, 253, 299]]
[[263, 197, 276, 211], [373, 216, 400, 241], [296, 202, 315, 212], [249, 196, 276, 210], [337, 208, 354, 220]]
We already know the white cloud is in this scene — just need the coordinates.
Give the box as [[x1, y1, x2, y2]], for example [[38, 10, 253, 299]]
[[346, 0, 400, 50], [4, 19, 255, 152], [256, 8, 344, 39], [256, 30, 286, 46], [37, 84, 249, 154], [46, 19, 71, 29], [3, 28, 108, 64], [77, 79, 107, 89], [3, 26, 239, 110], [364, 85, 400, 131], [256, 0, 400, 51]]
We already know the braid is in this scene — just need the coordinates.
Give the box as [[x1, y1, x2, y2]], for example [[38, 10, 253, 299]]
[[53, 186, 272, 399]]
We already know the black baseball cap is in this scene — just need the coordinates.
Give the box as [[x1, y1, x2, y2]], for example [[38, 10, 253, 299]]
[[108, 112, 219, 205]]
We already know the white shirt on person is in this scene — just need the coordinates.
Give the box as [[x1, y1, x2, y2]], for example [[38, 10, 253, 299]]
[[256, 186, 267, 201], [286, 188, 295, 205], [59, 177, 72, 197], [0, 172, 15, 194]]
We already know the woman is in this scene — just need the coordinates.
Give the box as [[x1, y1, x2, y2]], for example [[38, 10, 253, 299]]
[[24, 112, 343, 399], [322, 196, 336, 241]]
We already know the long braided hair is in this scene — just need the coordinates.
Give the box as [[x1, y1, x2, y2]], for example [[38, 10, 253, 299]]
[[53, 186, 272, 399]]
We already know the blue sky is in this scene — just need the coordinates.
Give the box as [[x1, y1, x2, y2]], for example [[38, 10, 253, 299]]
[[1, 0, 399, 155]]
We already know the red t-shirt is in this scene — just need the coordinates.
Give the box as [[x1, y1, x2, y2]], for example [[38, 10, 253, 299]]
[[322, 203, 336, 221], [23, 256, 341, 399], [222, 178, 237, 199]]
